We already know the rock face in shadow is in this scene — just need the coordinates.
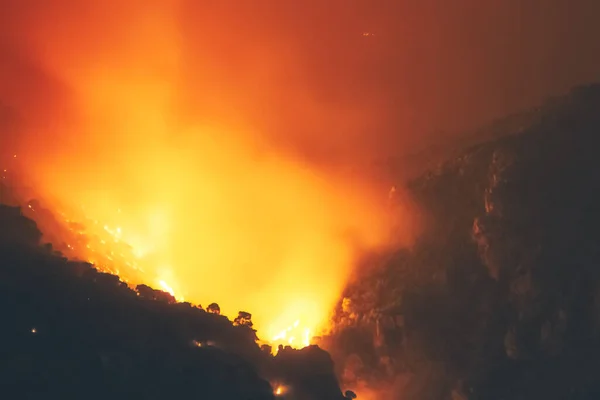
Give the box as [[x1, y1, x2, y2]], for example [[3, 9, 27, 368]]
[[329, 84, 600, 399]]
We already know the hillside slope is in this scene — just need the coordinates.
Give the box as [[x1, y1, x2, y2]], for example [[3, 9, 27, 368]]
[[0, 205, 347, 400]]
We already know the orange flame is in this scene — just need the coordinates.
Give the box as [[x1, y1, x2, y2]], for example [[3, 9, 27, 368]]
[[46, 204, 344, 349], [271, 320, 311, 349]]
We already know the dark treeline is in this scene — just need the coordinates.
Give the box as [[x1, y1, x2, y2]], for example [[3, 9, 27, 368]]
[[0, 204, 348, 399], [327, 84, 600, 399]]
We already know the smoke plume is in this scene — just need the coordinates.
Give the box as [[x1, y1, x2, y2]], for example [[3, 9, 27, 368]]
[[0, 0, 413, 341]]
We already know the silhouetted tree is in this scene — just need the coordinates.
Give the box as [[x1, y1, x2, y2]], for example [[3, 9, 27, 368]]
[[234, 311, 253, 327], [207, 302, 221, 315]]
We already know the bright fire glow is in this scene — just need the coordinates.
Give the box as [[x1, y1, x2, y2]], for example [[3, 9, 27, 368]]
[[274, 385, 287, 396], [159, 279, 184, 302], [1, 3, 415, 351], [271, 319, 312, 350]]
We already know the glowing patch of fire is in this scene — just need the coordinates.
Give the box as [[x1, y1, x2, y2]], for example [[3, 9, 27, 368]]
[[270, 319, 312, 352], [34, 207, 316, 352], [274, 385, 287, 396]]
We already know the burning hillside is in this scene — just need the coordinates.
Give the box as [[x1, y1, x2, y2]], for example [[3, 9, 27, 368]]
[[0, 1, 423, 353], [0, 202, 354, 399], [2, 159, 402, 352]]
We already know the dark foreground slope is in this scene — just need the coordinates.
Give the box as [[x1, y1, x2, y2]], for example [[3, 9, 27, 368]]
[[0, 205, 346, 400], [328, 84, 600, 399]]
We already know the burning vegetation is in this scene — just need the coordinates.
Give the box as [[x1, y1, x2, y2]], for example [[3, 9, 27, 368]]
[[4, 80, 600, 398], [0, 1, 416, 359], [1, 155, 399, 356], [3, 1, 600, 398], [0, 201, 350, 399], [0, 5, 414, 396]]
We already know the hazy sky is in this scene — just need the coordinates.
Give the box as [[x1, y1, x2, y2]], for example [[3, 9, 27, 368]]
[[2, 0, 600, 164], [182, 0, 600, 159]]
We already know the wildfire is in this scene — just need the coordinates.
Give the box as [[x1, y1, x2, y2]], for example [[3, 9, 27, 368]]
[[4, 153, 387, 354], [158, 279, 184, 302], [38, 204, 323, 351], [271, 319, 312, 350], [1, 0, 399, 362], [272, 383, 288, 396]]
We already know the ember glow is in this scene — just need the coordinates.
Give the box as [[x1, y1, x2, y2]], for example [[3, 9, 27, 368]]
[[274, 385, 287, 396], [1, 2, 415, 350]]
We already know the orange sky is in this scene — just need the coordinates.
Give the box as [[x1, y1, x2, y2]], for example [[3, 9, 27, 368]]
[[3, 0, 600, 163]]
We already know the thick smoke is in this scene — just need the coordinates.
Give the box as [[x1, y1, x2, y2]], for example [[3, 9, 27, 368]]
[[0, 0, 413, 340]]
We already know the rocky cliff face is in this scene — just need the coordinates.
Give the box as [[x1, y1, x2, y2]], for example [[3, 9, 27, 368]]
[[329, 84, 600, 399]]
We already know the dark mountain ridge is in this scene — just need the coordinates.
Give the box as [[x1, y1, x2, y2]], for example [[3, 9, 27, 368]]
[[328, 83, 600, 399], [375, 83, 600, 182]]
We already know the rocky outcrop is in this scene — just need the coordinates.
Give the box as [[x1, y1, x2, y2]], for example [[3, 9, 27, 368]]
[[330, 83, 600, 399]]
